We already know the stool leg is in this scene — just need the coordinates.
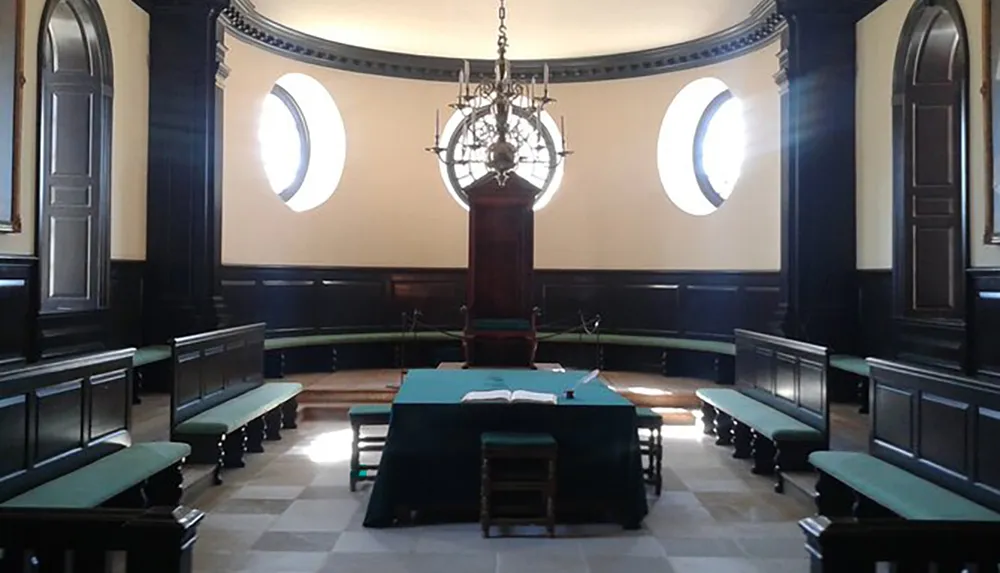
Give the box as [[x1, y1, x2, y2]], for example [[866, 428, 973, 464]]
[[653, 427, 662, 496], [350, 422, 361, 492], [481, 454, 491, 538], [547, 457, 556, 538]]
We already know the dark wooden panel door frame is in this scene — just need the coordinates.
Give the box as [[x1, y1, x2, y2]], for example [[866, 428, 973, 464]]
[[891, 0, 969, 369]]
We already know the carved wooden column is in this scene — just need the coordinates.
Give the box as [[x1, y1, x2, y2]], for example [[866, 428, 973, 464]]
[[144, 0, 230, 342], [773, 0, 859, 351]]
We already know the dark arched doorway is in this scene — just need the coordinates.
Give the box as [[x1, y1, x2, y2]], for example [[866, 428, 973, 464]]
[[36, 0, 113, 314], [892, 0, 968, 368]]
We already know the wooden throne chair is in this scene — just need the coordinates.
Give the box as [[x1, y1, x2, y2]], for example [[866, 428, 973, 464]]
[[462, 174, 538, 368]]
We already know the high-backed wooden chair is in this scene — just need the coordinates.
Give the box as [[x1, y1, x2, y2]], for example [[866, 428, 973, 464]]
[[462, 175, 538, 368]]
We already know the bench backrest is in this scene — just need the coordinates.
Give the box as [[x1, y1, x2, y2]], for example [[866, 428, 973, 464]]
[[734, 329, 830, 441], [869, 359, 1000, 512], [169, 323, 266, 430], [0, 349, 135, 501]]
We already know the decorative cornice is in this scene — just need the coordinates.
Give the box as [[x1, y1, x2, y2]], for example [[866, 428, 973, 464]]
[[220, 0, 786, 83]]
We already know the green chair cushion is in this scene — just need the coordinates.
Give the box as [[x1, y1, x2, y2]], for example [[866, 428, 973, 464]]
[[809, 451, 1000, 521], [831, 355, 869, 377], [696, 388, 822, 441], [1, 442, 191, 509], [349, 404, 392, 423], [174, 381, 303, 435], [133, 345, 171, 367], [482, 432, 556, 448], [636, 407, 661, 428], [472, 319, 531, 332]]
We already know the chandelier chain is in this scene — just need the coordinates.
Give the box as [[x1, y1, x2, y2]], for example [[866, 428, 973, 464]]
[[497, 1, 508, 59]]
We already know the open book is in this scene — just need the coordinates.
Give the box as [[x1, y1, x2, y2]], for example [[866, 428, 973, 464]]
[[461, 389, 558, 405]]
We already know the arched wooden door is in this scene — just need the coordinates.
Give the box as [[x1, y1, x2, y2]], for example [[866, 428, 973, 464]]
[[892, 0, 968, 369], [37, 0, 113, 314]]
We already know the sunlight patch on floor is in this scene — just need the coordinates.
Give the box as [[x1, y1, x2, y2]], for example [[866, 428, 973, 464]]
[[625, 386, 674, 396], [302, 429, 354, 464]]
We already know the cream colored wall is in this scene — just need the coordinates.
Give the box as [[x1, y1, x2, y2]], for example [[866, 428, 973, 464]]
[[0, 0, 149, 259], [856, 0, 1000, 269], [223, 34, 782, 270]]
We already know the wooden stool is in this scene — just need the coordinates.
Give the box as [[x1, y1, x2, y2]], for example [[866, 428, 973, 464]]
[[480, 432, 557, 538], [348, 404, 391, 491], [636, 407, 663, 496]]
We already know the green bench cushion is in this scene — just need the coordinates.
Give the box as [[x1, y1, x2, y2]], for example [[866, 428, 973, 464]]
[[348, 404, 392, 421], [263, 332, 736, 356], [133, 345, 171, 367], [831, 355, 869, 377], [809, 451, 1000, 521], [696, 388, 822, 441], [264, 331, 456, 350], [1, 442, 191, 509], [482, 432, 556, 448], [174, 381, 303, 435]]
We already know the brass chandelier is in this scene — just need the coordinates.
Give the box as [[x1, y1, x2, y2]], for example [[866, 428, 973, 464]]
[[426, 0, 571, 187]]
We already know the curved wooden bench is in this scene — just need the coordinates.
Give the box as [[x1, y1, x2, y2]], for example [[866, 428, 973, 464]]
[[263, 331, 736, 382], [263, 331, 734, 354]]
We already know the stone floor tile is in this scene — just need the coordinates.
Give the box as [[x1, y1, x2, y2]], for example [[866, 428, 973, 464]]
[[252, 531, 341, 552], [270, 499, 360, 532]]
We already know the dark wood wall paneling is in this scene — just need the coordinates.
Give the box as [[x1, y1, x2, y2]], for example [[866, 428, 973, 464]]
[[109, 260, 145, 348], [0, 257, 143, 365], [857, 269, 893, 359], [970, 269, 1000, 380], [219, 265, 782, 340], [0, 256, 32, 366], [221, 266, 782, 375]]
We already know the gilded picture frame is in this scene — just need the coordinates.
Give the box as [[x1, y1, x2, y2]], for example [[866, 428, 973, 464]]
[[0, 0, 23, 234], [986, 0, 1000, 243]]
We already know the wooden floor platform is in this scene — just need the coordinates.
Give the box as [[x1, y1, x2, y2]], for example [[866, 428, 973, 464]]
[[294, 368, 708, 424]]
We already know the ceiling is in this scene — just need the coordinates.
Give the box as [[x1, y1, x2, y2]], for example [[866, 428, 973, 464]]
[[251, 0, 763, 60]]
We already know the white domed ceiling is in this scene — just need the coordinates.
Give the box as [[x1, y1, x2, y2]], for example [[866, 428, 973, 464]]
[[251, 0, 763, 60]]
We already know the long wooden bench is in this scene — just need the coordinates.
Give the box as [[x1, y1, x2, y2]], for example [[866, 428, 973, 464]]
[[0, 506, 206, 573], [809, 359, 1000, 522], [169, 323, 302, 484], [0, 349, 189, 510], [697, 329, 830, 493]]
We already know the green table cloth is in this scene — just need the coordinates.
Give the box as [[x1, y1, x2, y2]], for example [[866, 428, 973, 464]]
[[363, 369, 648, 528]]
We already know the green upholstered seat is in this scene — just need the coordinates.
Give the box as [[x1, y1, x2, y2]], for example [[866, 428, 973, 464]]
[[809, 451, 1000, 521], [830, 355, 869, 377], [348, 404, 392, 423], [1, 442, 191, 509], [472, 319, 532, 331], [133, 345, 171, 367], [174, 381, 303, 435], [482, 432, 556, 448], [696, 388, 821, 441], [635, 407, 662, 428]]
